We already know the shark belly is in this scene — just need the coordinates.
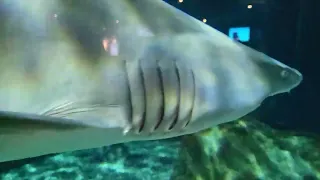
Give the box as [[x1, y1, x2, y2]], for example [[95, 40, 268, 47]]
[[0, 126, 129, 162]]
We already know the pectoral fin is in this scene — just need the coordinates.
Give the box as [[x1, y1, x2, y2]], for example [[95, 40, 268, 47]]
[[0, 111, 85, 134], [0, 100, 131, 135], [40, 100, 131, 129]]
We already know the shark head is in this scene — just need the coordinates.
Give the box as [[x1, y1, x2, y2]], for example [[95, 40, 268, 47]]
[[148, 32, 304, 135], [262, 59, 302, 96], [130, 0, 303, 99], [243, 46, 303, 97]]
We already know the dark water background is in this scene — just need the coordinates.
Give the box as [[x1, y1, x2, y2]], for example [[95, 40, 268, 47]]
[[165, 0, 320, 134]]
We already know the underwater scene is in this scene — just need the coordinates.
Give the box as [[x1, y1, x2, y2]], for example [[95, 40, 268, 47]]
[[0, 0, 319, 179]]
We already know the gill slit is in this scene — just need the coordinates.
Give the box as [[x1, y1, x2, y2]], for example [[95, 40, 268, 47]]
[[138, 59, 147, 133], [153, 61, 165, 131], [168, 61, 181, 130], [123, 60, 133, 125], [184, 69, 195, 127]]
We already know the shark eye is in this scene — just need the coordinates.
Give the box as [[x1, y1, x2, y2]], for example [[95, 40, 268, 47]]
[[280, 69, 289, 78]]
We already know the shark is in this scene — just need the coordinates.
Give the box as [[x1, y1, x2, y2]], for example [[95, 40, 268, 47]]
[[0, 0, 302, 162]]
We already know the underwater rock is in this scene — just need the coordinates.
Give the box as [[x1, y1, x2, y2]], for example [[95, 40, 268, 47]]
[[0, 139, 180, 180], [170, 118, 320, 180]]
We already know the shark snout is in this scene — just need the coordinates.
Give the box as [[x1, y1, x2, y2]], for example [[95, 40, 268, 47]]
[[288, 67, 303, 90]]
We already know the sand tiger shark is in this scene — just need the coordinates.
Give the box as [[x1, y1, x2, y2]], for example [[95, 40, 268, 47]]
[[0, 0, 302, 162]]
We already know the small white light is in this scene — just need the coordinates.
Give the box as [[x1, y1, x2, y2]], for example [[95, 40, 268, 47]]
[[247, 4, 253, 9], [178, 0, 183, 3], [202, 18, 207, 23]]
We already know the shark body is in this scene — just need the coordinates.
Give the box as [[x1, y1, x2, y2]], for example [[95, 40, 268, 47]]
[[0, 0, 302, 162]]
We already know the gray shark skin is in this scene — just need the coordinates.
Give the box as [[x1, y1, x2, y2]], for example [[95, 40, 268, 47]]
[[0, 0, 302, 162]]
